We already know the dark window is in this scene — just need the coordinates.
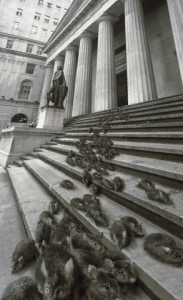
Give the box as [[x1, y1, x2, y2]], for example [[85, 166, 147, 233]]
[[26, 44, 33, 53], [44, 16, 50, 23], [55, 5, 60, 12], [31, 26, 38, 34], [41, 28, 47, 35], [11, 113, 28, 123], [34, 12, 41, 20], [53, 18, 58, 26], [26, 64, 35, 74], [19, 85, 31, 100], [38, 0, 44, 6], [16, 8, 23, 16], [47, 2, 52, 8], [19, 0, 25, 2], [13, 22, 20, 29], [6, 40, 14, 49], [37, 46, 43, 55]]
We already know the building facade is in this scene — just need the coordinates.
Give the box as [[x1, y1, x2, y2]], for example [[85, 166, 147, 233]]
[[39, 0, 183, 122], [0, 0, 73, 131]]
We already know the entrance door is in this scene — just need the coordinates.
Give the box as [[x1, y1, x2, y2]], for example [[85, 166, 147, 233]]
[[116, 71, 128, 107]]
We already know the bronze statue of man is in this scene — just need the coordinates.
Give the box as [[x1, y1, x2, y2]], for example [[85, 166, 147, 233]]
[[47, 65, 68, 108]]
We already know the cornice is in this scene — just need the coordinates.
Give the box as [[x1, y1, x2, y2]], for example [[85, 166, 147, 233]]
[[0, 31, 46, 46], [0, 47, 47, 61]]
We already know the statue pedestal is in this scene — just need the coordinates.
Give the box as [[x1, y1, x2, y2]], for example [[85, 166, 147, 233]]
[[37, 106, 65, 130]]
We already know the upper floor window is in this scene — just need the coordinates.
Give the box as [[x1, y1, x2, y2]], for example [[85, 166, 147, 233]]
[[63, 8, 67, 14], [31, 26, 38, 34], [37, 46, 43, 55], [38, 0, 44, 6], [47, 2, 52, 8], [41, 28, 47, 35], [19, 81, 32, 100], [16, 8, 23, 16], [6, 40, 14, 49], [26, 43, 33, 53], [26, 64, 35, 74], [53, 18, 58, 26], [44, 16, 50, 23], [13, 21, 20, 29], [34, 12, 41, 20], [55, 5, 60, 12]]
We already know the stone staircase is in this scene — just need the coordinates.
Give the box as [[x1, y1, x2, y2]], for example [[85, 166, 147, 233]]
[[6, 94, 183, 300]]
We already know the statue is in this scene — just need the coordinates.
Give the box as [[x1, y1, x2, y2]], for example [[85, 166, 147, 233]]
[[47, 66, 68, 108]]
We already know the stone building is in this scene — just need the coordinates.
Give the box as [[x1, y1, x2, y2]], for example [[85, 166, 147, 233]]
[[0, 0, 73, 131], [38, 0, 183, 127]]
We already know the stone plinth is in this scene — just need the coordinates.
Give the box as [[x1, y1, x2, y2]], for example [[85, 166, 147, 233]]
[[37, 106, 65, 130], [0, 127, 62, 167]]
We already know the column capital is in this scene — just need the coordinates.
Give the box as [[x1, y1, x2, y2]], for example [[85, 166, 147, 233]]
[[65, 45, 78, 52], [54, 55, 64, 61], [79, 31, 95, 40], [97, 13, 118, 25]]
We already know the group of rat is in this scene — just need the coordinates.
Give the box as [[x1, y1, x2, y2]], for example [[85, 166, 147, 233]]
[[2, 108, 183, 300]]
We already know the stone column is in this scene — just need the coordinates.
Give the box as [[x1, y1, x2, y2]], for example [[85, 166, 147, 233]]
[[63, 46, 78, 118], [38, 63, 54, 108], [94, 15, 117, 112], [72, 33, 93, 117], [167, 0, 183, 85], [122, 0, 157, 104]]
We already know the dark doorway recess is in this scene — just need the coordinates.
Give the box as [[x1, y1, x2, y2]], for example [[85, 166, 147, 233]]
[[11, 113, 28, 123], [116, 71, 128, 107]]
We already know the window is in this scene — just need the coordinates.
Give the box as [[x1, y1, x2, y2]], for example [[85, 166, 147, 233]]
[[55, 5, 61, 12], [6, 40, 14, 49], [34, 12, 41, 20], [41, 28, 47, 35], [63, 8, 67, 13], [44, 16, 50, 23], [26, 44, 33, 53], [37, 46, 43, 55], [38, 0, 44, 6], [53, 18, 58, 26], [11, 113, 28, 123], [47, 2, 52, 8], [19, 83, 31, 100], [16, 8, 23, 16], [19, 0, 25, 2], [13, 21, 20, 29], [26, 64, 35, 74], [31, 26, 38, 34]]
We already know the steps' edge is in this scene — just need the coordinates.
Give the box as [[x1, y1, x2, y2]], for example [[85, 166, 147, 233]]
[[37, 151, 183, 240], [23, 159, 176, 300], [6, 166, 32, 239]]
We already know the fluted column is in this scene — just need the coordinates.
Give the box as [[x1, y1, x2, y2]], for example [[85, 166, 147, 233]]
[[63, 46, 78, 118], [39, 63, 54, 108], [94, 15, 117, 112], [167, 0, 183, 85], [122, 0, 157, 104], [72, 33, 93, 117]]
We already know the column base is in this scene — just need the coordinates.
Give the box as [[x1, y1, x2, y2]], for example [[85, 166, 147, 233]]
[[37, 106, 65, 130]]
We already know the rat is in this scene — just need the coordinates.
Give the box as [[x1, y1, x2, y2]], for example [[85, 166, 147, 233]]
[[119, 216, 144, 237], [101, 178, 114, 191], [1, 276, 43, 300], [70, 197, 88, 211], [59, 179, 74, 189], [89, 183, 99, 196], [92, 172, 103, 181], [147, 189, 170, 204], [144, 233, 183, 266], [113, 176, 125, 192], [10, 238, 39, 274], [110, 220, 131, 251], [82, 170, 92, 186], [137, 179, 155, 191]]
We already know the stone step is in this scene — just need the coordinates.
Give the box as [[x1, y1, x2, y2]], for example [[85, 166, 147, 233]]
[[65, 121, 183, 133], [22, 157, 183, 300], [46, 141, 58, 145], [0, 167, 35, 297], [28, 152, 39, 158], [51, 138, 183, 160], [67, 94, 183, 121], [69, 102, 183, 124], [7, 165, 54, 239], [63, 131, 183, 144], [7, 161, 150, 300], [21, 155, 32, 160], [36, 149, 183, 238], [14, 160, 23, 167], [34, 148, 44, 152]]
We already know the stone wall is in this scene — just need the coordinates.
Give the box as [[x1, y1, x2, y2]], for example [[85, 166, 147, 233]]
[[0, 99, 39, 134]]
